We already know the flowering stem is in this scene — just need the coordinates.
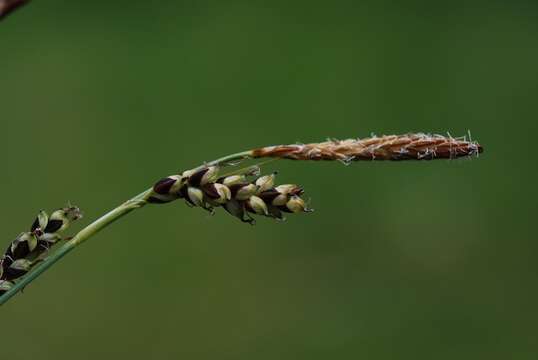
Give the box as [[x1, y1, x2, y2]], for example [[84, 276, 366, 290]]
[[0, 150, 254, 306], [1, 133, 483, 306]]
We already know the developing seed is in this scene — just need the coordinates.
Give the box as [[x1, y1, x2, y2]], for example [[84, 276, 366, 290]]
[[282, 196, 311, 213], [186, 187, 205, 207], [220, 175, 246, 187], [234, 183, 257, 201], [246, 196, 269, 216], [255, 173, 276, 193]]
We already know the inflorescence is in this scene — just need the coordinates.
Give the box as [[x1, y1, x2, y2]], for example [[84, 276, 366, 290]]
[[0, 133, 484, 304], [0, 206, 82, 295], [148, 166, 313, 224]]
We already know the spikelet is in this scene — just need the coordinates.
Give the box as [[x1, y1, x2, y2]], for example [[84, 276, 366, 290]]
[[1, 206, 83, 282], [149, 167, 311, 224]]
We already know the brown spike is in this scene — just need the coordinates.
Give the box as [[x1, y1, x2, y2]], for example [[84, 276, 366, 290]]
[[252, 133, 483, 161]]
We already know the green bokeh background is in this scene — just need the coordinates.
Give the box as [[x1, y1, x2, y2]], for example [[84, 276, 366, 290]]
[[2, 1, 538, 359]]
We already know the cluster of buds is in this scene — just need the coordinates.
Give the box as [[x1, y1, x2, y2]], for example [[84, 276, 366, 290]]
[[149, 166, 312, 224], [0, 206, 82, 296]]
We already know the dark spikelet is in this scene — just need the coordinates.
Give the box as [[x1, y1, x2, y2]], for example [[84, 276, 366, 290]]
[[252, 133, 483, 161]]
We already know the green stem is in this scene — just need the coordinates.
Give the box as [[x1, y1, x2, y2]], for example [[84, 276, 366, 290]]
[[0, 150, 254, 306]]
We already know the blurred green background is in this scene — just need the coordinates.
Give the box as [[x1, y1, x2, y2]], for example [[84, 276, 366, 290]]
[[2, 0, 538, 359]]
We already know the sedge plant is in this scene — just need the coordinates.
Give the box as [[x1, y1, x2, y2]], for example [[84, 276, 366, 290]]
[[0, 133, 483, 306]]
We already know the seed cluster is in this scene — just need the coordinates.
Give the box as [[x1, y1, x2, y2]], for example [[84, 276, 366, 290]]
[[0, 206, 82, 295], [149, 166, 312, 224]]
